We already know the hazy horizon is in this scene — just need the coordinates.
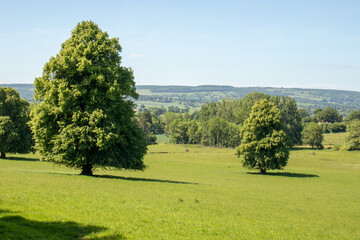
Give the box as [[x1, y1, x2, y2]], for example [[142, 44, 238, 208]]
[[2, 82, 360, 93], [1, 1, 359, 91]]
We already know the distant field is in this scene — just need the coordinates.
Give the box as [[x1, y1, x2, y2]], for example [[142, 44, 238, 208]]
[[135, 100, 188, 109], [1, 145, 359, 239], [155, 134, 169, 144], [323, 132, 347, 147]]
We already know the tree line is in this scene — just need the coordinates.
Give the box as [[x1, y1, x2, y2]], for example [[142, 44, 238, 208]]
[[136, 92, 360, 151]]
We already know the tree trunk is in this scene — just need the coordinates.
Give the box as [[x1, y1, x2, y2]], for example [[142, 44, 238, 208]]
[[80, 162, 93, 176], [0, 152, 6, 159], [260, 168, 266, 174]]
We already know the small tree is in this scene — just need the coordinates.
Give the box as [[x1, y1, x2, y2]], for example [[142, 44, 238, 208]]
[[0, 87, 33, 158], [302, 122, 324, 149], [30, 21, 147, 175], [344, 120, 360, 150], [236, 99, 289, 174]]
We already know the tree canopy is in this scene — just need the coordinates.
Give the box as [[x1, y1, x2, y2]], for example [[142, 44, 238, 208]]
[[301, 122, 324, 149], [236, 99, 289, 174], [315, 107, 343, 123], [0, 87, 33, 158], [30, 21, 147, 175], [344, 120, 360, 150], [346, 110, 360, 122]]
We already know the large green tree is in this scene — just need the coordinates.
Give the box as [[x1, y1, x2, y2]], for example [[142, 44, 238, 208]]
[[0, 87, 33, 158], [30, 21, 147, 176], [236, 99, 289, 174]]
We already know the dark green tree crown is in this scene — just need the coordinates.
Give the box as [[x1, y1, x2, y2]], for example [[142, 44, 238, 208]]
[[30, 21, 147, 174]]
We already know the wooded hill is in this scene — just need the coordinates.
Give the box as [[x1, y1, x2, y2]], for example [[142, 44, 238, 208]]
[[2, 84, 360, 115]]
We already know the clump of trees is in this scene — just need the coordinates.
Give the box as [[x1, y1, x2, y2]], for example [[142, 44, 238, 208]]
[[236, 99, 289, 174], [0, 87, 33, 158], [302, 122, 324, 149], [314, 107, 343, 123], [29, 21, 147, 176], [167, 114, 241, 147], [137, 110, 164, 144], [162, 92, 303, 149]]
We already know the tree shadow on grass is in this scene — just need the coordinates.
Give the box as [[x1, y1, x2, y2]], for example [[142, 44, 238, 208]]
[[247, 172, 319, 178], [95, 174, 199, 185], [0, 215, 125, 240], [6, 156, 39, 162], [0, 209, 14, 214], [290, 147, 322, 151], [45, 172, 199, 185]]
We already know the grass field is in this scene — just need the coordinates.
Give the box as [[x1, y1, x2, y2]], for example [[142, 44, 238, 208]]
[[323, 132, 347, 147], [1, 145, 360, 239], [155, 134, 169, 144]]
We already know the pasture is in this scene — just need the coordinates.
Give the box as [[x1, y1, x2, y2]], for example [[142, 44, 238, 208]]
[[323, 132, 347, 147], [0, 145, 359, 239]]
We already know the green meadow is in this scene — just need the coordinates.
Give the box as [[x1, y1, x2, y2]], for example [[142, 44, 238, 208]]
[[1, 144, 359, 239], [323, 132, 347, 147]]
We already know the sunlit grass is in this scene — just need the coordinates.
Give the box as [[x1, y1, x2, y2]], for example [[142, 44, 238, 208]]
[[1, 145, 359, 239], [155, 134, 169, 144], [323, 132, 346, 147]]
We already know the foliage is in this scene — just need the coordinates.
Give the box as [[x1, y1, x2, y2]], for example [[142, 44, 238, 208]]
[[29, 21, 147, 175], [138, 110, 152, 135], [315, 107, 343, 123], [344, 120, 360, 150], [167, 114, 241, 148], [149, 106, 167, 116], [298, 108, 310, 119], [136, 110, 160, 144], [234, 92, 270, 124], [162, 112, 182, 134], [165, 93, 303, 149], [169, 118, 191, 144], [0, 87, 33, 158], [302, 122, 324, 149], [236, 99, 289, 173], [200, 117, 241, 148], [273, 96, 303, 146], [320, 122, 347, 133], [346, 110, 360, 121]]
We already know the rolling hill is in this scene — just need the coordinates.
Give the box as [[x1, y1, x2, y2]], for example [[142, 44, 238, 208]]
[[1, 84, 360, 115]]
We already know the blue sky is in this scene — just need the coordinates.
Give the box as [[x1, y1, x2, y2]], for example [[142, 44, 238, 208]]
[[1, 0, 359, 91]]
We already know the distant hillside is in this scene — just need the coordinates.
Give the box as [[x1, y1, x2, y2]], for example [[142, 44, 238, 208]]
[[0, 84, 35, 102], [2, 84, 360, 115], [136, 85, 360, 115]]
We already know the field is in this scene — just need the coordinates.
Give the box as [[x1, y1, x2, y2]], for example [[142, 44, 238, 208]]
[[323, 132, 347, 147], [1, 145, 360, 239], [155, 134, 169, 144]]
